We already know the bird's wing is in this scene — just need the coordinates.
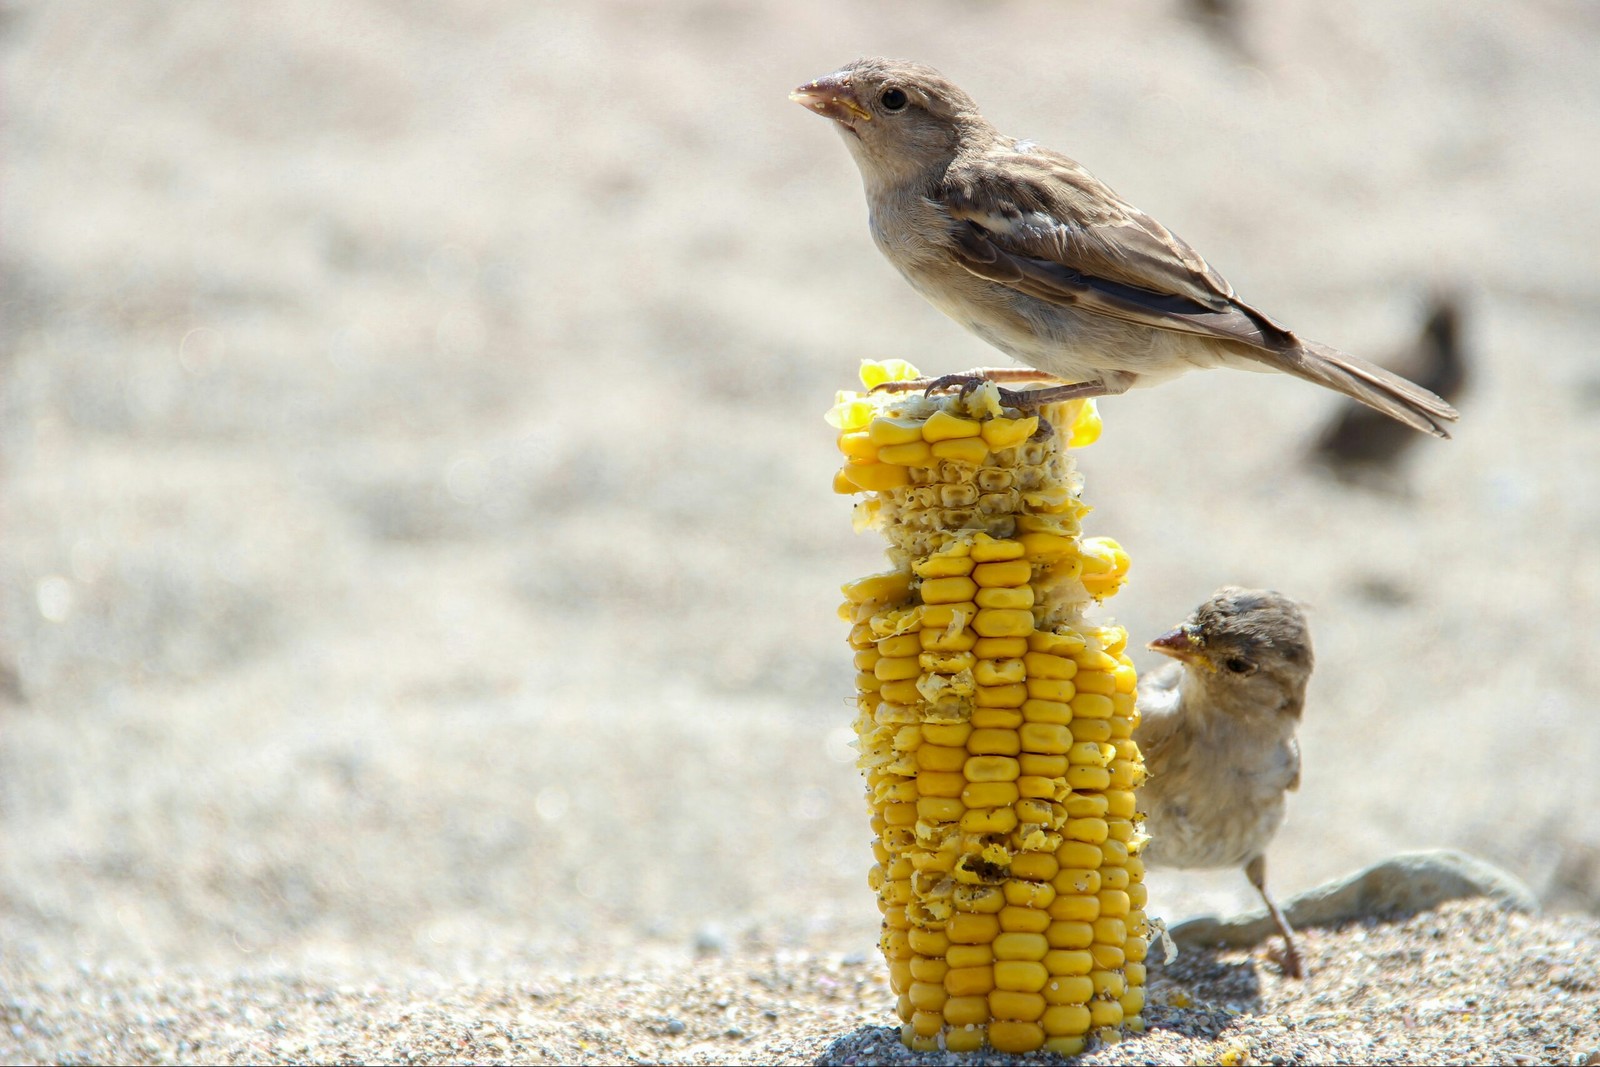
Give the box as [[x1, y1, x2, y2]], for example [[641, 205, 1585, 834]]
[[1286, 736, 1301, 793], [939, 149, 1299, 354]]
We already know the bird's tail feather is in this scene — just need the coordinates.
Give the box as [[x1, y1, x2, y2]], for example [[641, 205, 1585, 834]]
[[1279, 340, 1460, 439]]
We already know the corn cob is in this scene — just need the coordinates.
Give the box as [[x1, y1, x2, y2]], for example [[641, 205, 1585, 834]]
[[831, 361, 1147, 1055]]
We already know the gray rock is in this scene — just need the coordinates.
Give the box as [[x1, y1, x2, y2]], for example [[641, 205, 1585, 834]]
[[1167, 849, 1537, 950]]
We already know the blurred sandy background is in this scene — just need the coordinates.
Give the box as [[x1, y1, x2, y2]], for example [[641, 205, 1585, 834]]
[[2, 0, 1599, 1020]]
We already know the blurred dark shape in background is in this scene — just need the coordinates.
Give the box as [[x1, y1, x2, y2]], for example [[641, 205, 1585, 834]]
[[1310, 292, 1469, 487], [1184, 0, 1253, 60]]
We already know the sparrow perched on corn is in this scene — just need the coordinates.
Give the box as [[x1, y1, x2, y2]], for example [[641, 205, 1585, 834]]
[[1135, 587, 1313, 978], [792, 58, 1459, 437]]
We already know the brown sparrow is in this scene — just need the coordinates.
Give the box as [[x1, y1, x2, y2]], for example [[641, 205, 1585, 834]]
[[1135, 587, 1314, 978], [792, 58, 1459, 438]]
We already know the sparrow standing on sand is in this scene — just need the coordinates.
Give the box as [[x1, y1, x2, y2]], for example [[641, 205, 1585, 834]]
[[792, 58, 1459, 437], [1135, 587, 1313, 978]]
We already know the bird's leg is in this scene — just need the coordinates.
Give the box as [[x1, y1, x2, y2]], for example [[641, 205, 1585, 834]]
[[871, 367, 1064, 395], [1245, 854, 1305, 979], [873, 370, 1112, 413]]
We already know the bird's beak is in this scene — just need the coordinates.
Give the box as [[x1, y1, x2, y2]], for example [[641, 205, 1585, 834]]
[[790, 74, 873, 128], [1148, 624, 1212, 670]]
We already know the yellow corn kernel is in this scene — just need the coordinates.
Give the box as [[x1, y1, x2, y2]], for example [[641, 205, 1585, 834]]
[[921, 410, 983, 442], [909, 930, 950, 958], [1019, 531, 1075, 559], [915, 744, 968, 772], [909, 981, 948, 1012], [920, 575, 978, 604], [973, 636, 1029, 658], [1022, 650, 1077, 679], [949, 912, 1001, 944], [1070, 718, 1112, 743], [972, 559, 1031, 587], [1108, 759, 1144, 789], [1054, 868, 1101, 896], [1088, 999, 1123, 1028], [1045, 923, 1095, 951], [1026, 678, 1077, 703], [967, 534, 1025, 562], [975, 586, 1033, 610], [961, 807, 1018, 834], [973, 608, 1033, 638], [947, 943, 994, 968], [945, 1027, 985, 1052], [970, 708, 1023, 730], [865, 415, 924, 446], [944, 966, 995, 997], [1022, 699, 1072, 726], [994, 960, 1049, 993], [1017, 775, 1056, 799], [916, 772, 964, 800], [1048, 895, 1099, 923], [1019, 723, 1072, 754], [973, 658, 1025, 685], [1090, 942, 1125, 970], [877, 440, 934, 466], [988, 991, 1045, 1022], [962, 782, 1019, 808], [917, 797, 965, 822], [1074, 669, 1116, 696], [988, 1020, 1045, 1052], [999, 906, 1052, 933], [857, 358, 921, 389], [914, 554, 974, 581], [922, 722, 973, 747], [1003, 880, 1055, 909], [944, 995, 990, 1026], [1070, 693, 1115, 719], [993, 931, 1050, 961], [980, 416, 1039, 449], [1045, 970, 1096, 1005], [1044, 948, 1094, 977], [967, 728, 1022, 755], [1042, 1003, 1091, 1037], [974, 683, 1027, 708], [873, 656, 921, 682], [931, 437, 990, 464], [963, 756, 1020, 782], [1073, 647, 1120, 672], [842, 570, 912, 605], [841, 461, 912, 492], [1011, 852, 1058, 881]]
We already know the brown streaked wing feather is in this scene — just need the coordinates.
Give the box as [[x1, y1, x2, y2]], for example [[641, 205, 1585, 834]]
[[941, 150, 1299, 353]]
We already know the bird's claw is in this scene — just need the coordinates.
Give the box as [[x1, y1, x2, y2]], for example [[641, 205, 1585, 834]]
[[1267, 939, 1306, 980]]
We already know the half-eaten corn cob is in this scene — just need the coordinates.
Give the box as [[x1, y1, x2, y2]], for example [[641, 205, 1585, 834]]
[[831, 361, 1147, 1056]]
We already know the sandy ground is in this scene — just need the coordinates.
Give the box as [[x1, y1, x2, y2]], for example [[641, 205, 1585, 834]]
[[2, 0, 1599, 1062]]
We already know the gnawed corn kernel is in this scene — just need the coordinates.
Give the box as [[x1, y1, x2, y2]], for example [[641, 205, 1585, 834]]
[[1067, 399, 1102, 448], [835, 376, 1144, 1053], [922, 410, 983, 442], [859, 358, 924, 389]]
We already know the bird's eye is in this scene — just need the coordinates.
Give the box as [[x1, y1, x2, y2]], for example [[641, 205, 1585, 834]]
[[1224, 657, 1256, 675], [880, 87, 909, 112]]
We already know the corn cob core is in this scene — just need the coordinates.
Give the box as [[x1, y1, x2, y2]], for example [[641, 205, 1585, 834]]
[[830, 361, 1147, 1056]]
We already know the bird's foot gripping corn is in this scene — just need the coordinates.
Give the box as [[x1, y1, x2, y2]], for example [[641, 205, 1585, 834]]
[[830, 360, 1148, 1056]]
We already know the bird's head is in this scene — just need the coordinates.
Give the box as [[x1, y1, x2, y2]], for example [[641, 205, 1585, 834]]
[[1148, 587, 1314, 721], [790, 58, 984, 191]]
